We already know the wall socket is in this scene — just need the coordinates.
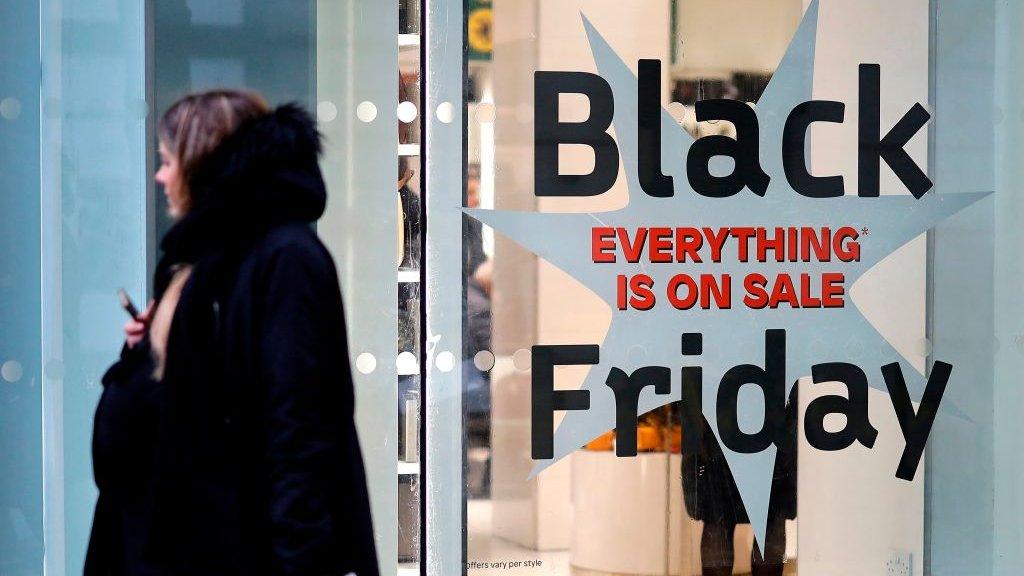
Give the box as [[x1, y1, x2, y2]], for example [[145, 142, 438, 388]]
[[886, 549, 913, 576]]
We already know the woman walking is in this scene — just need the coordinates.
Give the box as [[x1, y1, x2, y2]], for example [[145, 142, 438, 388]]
[[86, 90, 379, 576]]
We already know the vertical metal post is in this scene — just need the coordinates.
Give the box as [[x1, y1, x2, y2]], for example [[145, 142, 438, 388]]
[[423, 0, 465, 572]]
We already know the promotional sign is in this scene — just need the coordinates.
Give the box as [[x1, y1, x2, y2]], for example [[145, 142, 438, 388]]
[[467, 1, 986, 548]]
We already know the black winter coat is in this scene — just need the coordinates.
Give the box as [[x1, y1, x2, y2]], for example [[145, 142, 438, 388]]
[[681, 387, 798, 526], [86, 105, 379, 576]]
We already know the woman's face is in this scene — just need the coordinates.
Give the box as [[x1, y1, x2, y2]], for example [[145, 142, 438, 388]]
[[156, 141, 187, 219]]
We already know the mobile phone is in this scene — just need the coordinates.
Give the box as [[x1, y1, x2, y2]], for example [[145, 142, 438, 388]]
[[117, 288, 141, 320]]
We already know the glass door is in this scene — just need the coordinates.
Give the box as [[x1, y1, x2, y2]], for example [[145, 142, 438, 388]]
[[420, 1, 1019, 575]]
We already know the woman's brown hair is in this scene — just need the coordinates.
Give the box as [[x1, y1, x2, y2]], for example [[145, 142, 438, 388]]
[[159, 89, 270, 207]]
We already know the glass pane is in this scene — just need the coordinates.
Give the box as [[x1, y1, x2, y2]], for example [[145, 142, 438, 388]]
[[153, 1, 427, 572], [0, 1, 44, 572], [2, 1, 420, 574], [39, 3, 150, 574], [435, 1, 1019, 575], [460, 2, 805, 574]]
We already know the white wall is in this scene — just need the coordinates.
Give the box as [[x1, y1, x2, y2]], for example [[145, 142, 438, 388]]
[[675, 0, 803, 77]]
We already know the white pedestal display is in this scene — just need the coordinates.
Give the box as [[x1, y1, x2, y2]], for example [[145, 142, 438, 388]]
[[570, 451, 754, 576]]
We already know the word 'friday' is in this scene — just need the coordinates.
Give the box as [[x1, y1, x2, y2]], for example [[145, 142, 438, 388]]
[[531, 330, 951, 481]]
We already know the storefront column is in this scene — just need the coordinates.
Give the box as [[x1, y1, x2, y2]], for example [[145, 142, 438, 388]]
[[423, 0, 466, 572], [0, 1, 44, 571], [928, 0, 997, 574], [316, 3, 399, 575]]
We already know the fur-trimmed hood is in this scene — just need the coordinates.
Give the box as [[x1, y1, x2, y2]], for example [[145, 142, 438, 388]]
[[159, 103, 326, 266]]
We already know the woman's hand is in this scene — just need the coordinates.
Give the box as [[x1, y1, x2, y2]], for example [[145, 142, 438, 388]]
[[124, 301, 155, 348]]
